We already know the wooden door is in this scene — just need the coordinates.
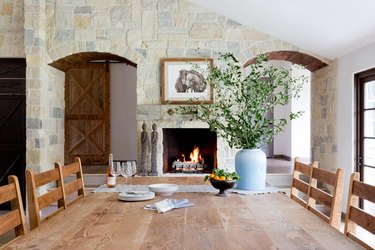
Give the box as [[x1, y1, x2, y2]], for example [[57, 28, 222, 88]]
[[0, 59, 26, 209], [65, 64, 110, 165]]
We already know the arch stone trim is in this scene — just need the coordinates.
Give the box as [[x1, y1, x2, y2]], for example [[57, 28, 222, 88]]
[[46, 42, 144, 69], [49, 52, 137, 72], [244, 50, 328, 72]]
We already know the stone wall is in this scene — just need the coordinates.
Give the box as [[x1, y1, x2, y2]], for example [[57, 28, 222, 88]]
[[0, 0, 338, 174], [0, 0, 24, 57], [24, 1, 65, 173], [43, 0, 322, 172], [311, 59, 338, 172]]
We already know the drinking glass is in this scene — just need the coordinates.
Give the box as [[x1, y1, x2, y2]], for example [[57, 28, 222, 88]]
[[110, 162, 121, 186], [125, 161, 133, 181], [120, 162, 130, 185], [131, 161, 137, 177]]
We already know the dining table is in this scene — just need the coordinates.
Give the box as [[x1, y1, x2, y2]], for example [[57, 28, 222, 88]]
[[4, 177, 362, 249]]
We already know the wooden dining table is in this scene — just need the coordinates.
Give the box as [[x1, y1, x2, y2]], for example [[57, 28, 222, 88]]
[[4, 177, 361, 250]]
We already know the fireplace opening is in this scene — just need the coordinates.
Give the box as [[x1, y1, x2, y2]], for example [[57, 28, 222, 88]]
[[163, 128, 217, 174]]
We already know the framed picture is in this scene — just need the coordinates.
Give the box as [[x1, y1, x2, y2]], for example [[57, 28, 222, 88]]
[[161, 58, 213, 104]]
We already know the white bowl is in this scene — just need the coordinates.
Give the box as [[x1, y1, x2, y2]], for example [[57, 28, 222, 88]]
[[148, 183, 179, 196]]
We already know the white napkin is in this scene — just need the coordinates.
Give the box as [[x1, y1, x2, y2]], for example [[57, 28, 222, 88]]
[[144, 199, 194, 213]]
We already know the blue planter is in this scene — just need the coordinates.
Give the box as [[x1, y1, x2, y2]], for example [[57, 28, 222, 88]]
[[235, 149, 266, 190]]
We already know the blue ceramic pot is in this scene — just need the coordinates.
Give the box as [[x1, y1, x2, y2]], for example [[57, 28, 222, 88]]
[[235, 149, 266, 190]]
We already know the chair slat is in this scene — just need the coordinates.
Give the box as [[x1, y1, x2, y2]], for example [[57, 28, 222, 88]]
[[61, 162, 80, 178], [64, 179, 83, 196], [344, 172, 375, 249], [307, 167, 344, 230], [292, 178, 309, 194], [57, 157, 85, 207], [26, 166, 66, 230], [0, 183, 17, 204], [311, 167, 336, 186], [347, 232, 374, 250], [0, 175, 27, 242], [0, 210, 21, 235], [352, 180, 375, 204], [38, 188, 64, 210], [34, 168, 61, 187], [309, 186, 332, 208], [294, 161, 312, 176], [290, 158, 315, 209], [349, 206, 375, 234]]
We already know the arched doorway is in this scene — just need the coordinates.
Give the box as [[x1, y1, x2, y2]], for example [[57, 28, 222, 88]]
[[244, 51, 325, 172], [49, 52, 137, 166]]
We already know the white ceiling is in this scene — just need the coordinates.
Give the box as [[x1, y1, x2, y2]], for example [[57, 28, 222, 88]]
[[189, 0, 375, 59]]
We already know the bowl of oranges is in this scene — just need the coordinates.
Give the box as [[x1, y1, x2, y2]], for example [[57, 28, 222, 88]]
[[205, 169, 240, 197]]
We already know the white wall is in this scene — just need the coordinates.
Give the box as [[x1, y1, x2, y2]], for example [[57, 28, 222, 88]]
[[274, 102, 292, 157], [291, 66, 311, 160], [338, 41, 375, 211], [271, 61, 292, 157], [110, 64, 137, 161], [272, 61, 311, 160]]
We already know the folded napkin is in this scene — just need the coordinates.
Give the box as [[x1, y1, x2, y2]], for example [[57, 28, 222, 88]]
[[144, 199, 194, 213]]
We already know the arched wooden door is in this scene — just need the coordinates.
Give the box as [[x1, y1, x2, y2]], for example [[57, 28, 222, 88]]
[[65, 63, 110, 164]]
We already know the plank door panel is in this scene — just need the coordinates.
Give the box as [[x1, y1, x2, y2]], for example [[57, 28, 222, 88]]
[[65, 64, 110, 165], [0, 58, 26, 210]]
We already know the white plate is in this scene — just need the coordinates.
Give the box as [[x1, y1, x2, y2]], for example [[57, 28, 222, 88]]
[[118, 191, 155, 201], [148, 183, 179, 196]]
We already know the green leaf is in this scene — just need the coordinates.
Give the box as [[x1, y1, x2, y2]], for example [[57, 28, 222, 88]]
[[173, 52, 307, 149]]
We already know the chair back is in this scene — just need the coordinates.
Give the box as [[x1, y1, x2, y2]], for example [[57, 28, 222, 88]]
[[307, 167, 344, 230], [56, 157, 85, 206], [290, 157, 317, 207], [344, 172, 375, 249], [26, 166, 66, 230], [0, 175, 27, 245]]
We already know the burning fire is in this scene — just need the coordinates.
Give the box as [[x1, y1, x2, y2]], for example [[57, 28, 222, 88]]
[[176, 145, 203, 163], [190, 145, 201, 163], [173, 145, 205, 172]]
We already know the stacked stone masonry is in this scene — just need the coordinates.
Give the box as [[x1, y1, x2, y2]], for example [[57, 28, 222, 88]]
[[0, 0, 337, 175]]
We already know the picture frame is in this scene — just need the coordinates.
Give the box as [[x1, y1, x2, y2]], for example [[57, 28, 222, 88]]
[[161, 58, 213, 104]]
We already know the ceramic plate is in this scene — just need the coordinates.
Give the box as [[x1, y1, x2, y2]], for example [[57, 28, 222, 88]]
[[148, 183, 179, 196], [118, 191, 155, 201]]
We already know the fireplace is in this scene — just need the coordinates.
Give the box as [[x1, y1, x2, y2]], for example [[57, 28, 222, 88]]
[[163, 128, 217, 173]]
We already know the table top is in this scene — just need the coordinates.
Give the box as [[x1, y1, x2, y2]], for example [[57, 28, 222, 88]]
[[4, 189, 361, 249]]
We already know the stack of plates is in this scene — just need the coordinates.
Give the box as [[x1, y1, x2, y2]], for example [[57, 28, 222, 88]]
[[118, 191, 155, 201]]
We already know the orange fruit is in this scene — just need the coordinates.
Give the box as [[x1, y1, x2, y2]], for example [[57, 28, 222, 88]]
[[219, 176, 226, 180], [214, 176, 220, 180], [210, 174, 215, 179]]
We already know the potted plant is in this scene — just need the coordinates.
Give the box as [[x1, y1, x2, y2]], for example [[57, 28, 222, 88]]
[[175, 53, 307, 190]]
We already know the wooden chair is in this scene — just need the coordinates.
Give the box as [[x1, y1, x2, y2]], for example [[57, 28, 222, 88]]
[[56, 157, 85, 206], [26, 166, 66, 230], [307, 167, 344, 230], [290, 157, 318, 207], [0, 175, 27, 246], [344, 172, 375, 249]]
